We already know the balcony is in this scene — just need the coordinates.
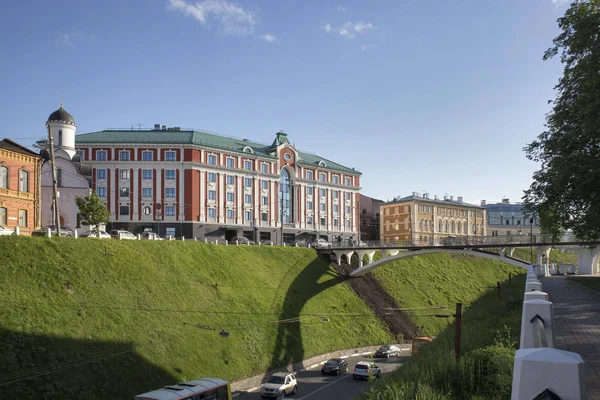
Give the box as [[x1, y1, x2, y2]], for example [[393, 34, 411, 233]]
[[0, 188, 34, 201]]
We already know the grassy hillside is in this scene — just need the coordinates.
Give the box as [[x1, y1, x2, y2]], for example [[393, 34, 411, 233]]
[[0, 236, 392, 399], [371, 254, 523, 336], [511, 248, 577, 264]]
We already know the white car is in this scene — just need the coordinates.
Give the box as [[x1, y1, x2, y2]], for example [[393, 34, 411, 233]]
[[261, 372, 297, 398], [0, 225, 15, 236], [141, 232, 162, 240], [82, 231, 111, 239], [312, 239, 332, 249], [374, 345, 402, 358], [353, 361, 381, 380], [109, 230, 137, 240]]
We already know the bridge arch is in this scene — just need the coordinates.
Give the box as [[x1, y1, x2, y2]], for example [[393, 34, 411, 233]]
[[349, 248, 530, 277]]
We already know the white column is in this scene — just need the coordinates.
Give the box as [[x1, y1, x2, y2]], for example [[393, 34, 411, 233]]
[[327, 188, 332, 231], [254, 177, 259, 226], [299, 184, 305, 228], [218, 173, 224, 223], [199, 170, 205, 220], [237, 175, 243, 224], [132, 168, 138, 217], [270, 179, 276, 226], [155, 168, 162, 218]]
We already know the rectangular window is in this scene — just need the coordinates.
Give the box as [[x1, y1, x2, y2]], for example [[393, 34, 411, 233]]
[[245, 211, 252, 220], [142, 188, 152, 197], [346, 220, 351, 228], [208, 154, 217, 165], [226, 175, 234, 185], [320, 203, 326, 212], [307, 201, 313, 210], [345, 206, 351, 214], [226, 157, 235, 168], [261, 163, 268, 173], [226, 192, 234, 202], [261, 180, 268, 190], [333, 205, 339, 213], [332, 191, 338, 199], [345, 192, 351, 200], [245, 194, 252, 204], [96, 187, 106, 197], [345, 177, 351, 186], [227, 209, 234, 219], [320, 173, 326, 182], [261, 212, 268, 222], [120, 169, 130, 179], [165, 206, 175, 216], [0, 207, 6, 224], [208, 190, 216, 200], [120, 187, 130, 198], [208, 173, 216, 182], [119, 206, 129, 216], [97, 169, 106, 179], [244, 178, 252, 187], [319, 188, 326, 197], [165, 151, 176, 161], [0, 167, 6, 189], [306, 186, 313, 195], [333, 176, 339, 184], [19, 210, 27, 227], [165, 170, 176, 180], [119, 151, 130, 161], [307, 215, 313, 224], [261, 196, 268, 206], [208, 208, 216, 218], [244, 160, 252, 170], [142, 169, 152, 180], [333, 219, 339, 227], [165, 188, 176, 198], [142, 151, 153, 161], [96, 150, 107, 161], [320, 217, 326, 227], [306, 171, 313, 180]]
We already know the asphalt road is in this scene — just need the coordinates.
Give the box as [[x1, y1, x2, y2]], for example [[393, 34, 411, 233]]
[[235, 353, 409, 400]]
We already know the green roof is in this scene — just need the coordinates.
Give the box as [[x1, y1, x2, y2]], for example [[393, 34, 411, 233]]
[[75, 129, 360, 174]]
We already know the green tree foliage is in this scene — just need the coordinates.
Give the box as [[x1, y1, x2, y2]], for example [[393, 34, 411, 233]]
[[524, 0, 600, 240], [75, 192, 111, 237]]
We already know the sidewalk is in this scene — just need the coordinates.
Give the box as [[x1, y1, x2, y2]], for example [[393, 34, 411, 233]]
[[541, 276, 600, 399]]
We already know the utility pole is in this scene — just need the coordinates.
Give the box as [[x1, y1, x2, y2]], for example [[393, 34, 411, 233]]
[[47, 123, 61, 237]]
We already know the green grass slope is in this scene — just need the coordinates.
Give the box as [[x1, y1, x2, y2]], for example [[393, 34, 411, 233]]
[[0, 237, 392, 399], [371, 254, 523, 336], [511, 248, 577, 264]]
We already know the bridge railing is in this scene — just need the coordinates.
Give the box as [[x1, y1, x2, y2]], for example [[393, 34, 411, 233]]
[[330, 233, 581, 249], [511, 266, 586, 399]]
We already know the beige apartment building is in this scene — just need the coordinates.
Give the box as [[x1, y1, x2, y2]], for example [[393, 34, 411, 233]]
[[380, 192, 486, 244]]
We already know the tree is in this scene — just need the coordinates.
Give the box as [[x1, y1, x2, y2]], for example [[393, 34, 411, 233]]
[[523, 0, 600, 240], [75, 192, 111, 238]]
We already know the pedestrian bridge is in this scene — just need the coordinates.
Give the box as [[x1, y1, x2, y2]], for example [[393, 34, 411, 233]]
[[323, 233, 600, 276]]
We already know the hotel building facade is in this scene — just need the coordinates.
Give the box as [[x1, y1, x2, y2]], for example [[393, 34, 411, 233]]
[[380, 193, 487, 244], [74, 124, 362, 242]]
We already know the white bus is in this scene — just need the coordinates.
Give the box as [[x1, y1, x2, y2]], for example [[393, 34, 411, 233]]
[[135, 378, 231, 400]]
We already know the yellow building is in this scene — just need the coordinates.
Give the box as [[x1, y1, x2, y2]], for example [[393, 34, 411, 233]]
[[380, 193, 486, 245]]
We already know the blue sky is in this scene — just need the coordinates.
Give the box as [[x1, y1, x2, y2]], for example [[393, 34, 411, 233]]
[[1, 0, 572, 204]]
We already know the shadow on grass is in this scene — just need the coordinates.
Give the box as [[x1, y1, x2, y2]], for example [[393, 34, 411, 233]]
[[268, 258, 347, 370], [0, 328, 175, 400]]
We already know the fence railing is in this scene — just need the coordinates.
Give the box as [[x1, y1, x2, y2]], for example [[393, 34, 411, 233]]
[[511, 265, 586, 399]]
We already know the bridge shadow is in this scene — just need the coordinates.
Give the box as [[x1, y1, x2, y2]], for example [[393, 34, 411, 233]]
[[0, 327, 175, 400], [268, 256, 348, 371]]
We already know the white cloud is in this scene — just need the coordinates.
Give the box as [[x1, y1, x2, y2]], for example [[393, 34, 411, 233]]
[[552, 0, 571, 4], [168, 0, 256, 36], [336, 5, 346, 12], [322, 21, 374, 40], [55, 31, 97, 47], [261, 33, 277, 43], [360, 44, 367, 51]]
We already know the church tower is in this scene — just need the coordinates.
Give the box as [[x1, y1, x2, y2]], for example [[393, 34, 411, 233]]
[[46, 103, 77, 159]]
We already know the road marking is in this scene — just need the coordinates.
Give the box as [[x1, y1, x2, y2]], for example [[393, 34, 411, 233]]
[[295, 374, 352, 400]]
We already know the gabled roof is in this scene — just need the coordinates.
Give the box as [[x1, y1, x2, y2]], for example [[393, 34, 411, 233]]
[[75, 129, 361, 174], [0, 139, 40, 157]]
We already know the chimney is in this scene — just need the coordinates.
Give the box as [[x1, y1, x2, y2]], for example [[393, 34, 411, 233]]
[[412, 191, 419, 198], [450, 195, 454, 201], [161, 125, 167, 130], [154, 124, 161, 130], [423, 193, 429, 200], [502, 198, 510, 204], [434, 195, 438, 200], [443, 195, 447, 201], [457, 196, 463, 203], [481, 200, 487, 206]]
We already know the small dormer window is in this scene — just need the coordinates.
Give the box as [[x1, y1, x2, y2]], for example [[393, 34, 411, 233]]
[[243, 146, 254, 154], [318, 160, 326, 167]]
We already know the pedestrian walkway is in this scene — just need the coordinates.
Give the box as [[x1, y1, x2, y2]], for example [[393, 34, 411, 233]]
[[541, 276, 600, 400]]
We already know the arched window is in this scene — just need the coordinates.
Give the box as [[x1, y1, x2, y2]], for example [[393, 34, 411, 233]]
[[280, 168, 291, 223], [243, 146, 254, 153], [457, 221, 461, 234], [451, 220, 455, 233], [438, 219, 442, 231], [0, 166, 7, 189], [58, 130, 63, 146], [56, 169, 62, 187], [419, 219, 423, 231], [19, 170, 29, 192], [444, 220, 448, 233], [0, 207, 6, 224]]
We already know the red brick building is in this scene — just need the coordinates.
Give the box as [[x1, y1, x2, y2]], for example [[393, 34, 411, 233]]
[[0, 139, 42, 234]]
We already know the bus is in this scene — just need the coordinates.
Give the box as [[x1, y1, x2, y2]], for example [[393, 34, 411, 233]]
[[135, 378, 231, 400]]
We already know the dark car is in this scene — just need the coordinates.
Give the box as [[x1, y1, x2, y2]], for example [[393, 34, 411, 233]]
[[228, 236, 254, 245], [374, 345, 401, 358], [321, 358, 348, 375]]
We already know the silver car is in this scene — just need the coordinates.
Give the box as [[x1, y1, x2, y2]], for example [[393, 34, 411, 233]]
[[0, 225, 15, 236]]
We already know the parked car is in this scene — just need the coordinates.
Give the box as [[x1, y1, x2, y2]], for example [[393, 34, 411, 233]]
[[321, 358, 349, 375], [228, 236, 254, 245], [81, 230, 111, 239], [261, 372, 297, 398], [109, 229, 137, 240], [353, 361, 381, 380], [259, 239, 274, 246], [31, 225, 74, 237], [374, 345, 402, 358], [312, 239, 332, 249], [141, 232, 162, 240], [0, 225, 15, 236]]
